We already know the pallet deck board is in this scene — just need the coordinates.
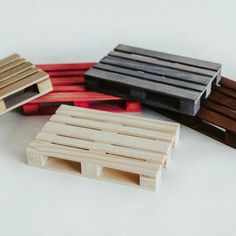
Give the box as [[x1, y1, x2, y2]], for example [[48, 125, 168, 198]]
[[85, 44, 222, 116], [155, 77, 236, 148], [23, 63, 141, 115], [27, 105, 180, 191], [0, 54, 53, 115]]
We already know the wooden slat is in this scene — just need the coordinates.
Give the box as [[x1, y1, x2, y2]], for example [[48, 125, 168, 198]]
[[0, 68, 39, 89], [51, 114, 175, 143], [213, 85, 236, 99], [37, 63, 95, 71], [95, 62, 205, 92], [0, 58, 26, 74], [47, 70, 87, 77], [57, 105, 179, 133], [0, 54, 21, 68], [42, 121, 171, 154], [86, 68, 200, 101], [115, 44, 221, 71], [202, 100, 236, 120], [220, 77, 236, 90], [109, 51, 217, 77], [51, 76, 84, 86], [0, 62, 34, 82], [208, 91, 236, 110], [35, 132, 165, 162], [197, 107, 236, 133], [101, 56, 211, 85]]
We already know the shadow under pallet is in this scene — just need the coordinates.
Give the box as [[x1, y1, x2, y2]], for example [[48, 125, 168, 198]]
[[85, 44, 222, 116]]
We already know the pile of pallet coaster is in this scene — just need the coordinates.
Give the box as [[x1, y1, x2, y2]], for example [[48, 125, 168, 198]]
[[0, 45, 235, 191]]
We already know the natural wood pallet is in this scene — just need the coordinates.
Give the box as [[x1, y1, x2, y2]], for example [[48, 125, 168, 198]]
[[27, 105, 180, 191], [85, 44, 222, 116], [0, 54, 53, 115], [23, 63, 141, 115], [155, 77, 236, 148]]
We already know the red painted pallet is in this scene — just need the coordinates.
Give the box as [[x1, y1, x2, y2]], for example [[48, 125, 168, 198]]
[[23, 63, 141, 115]]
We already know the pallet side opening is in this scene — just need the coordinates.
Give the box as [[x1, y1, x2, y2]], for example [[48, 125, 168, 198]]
[[146, 92, 180, 110], [100, 167, 140, 185], [4, 84, 39, 109], [44, 157, 82, 175]]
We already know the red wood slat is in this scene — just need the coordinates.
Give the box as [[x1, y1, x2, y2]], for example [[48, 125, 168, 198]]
[[51, 76, 84, 86], [37, 63, 95, 71]]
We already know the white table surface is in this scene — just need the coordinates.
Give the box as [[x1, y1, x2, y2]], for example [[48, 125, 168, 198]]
[[0, 0, 236, 235], [0, 107, 235, 236]]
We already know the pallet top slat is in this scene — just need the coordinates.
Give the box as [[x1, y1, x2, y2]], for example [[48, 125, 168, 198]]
[[51, 114, 175, 143], [109, 51, 217, 77], [101, 56, 211, 85], [0, 68, 39, 89], [87, 68, 200, 101], [37, 62, 95, 71], [42, 121, 171, 154], [0, 58, 27, 74], [115, 44, 221, 71], [0, 53, 21, 68], [57, 105, 180, 132], [35, 132, 165, 162], [94, 62, 206, 92], [0, 62, 34, 82]]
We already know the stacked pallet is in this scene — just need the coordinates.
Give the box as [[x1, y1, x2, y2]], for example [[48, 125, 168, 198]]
[[27, 105, 180, 191], [0, 54, 52, 115], [23, 63, 141, 115]]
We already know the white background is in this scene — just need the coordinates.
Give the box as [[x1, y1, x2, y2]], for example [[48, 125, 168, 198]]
[[0, 0, 236, 235]]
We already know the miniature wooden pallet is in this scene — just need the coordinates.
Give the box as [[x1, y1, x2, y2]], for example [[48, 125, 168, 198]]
[[23, 63, 141, 115], [0, 54, 53, 115], [85, 44, 222, 116], [27, 105, 180, 191], [155, 77, 236, 148]]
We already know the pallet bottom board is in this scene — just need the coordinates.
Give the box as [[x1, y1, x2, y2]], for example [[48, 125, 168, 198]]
[[28, 153, 162, 190]]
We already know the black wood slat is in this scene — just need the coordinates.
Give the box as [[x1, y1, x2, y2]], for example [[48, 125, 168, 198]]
[[109, 51, 217, 77], [94, 63, 205, 92], [86, 68, 199, 101], [101, 56, 211, 85], [115, 44, 221, 71]]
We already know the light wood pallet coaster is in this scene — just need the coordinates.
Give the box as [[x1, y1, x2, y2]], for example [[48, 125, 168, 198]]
[[0, 53, 53, 115], [27, 105, 180, 191], [23, 63, 141, 115], [155, 77, 236, 148], [85, 44, 222, 116]]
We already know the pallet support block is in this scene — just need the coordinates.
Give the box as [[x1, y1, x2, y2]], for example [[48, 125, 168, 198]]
[[27, 105, 180, 191]]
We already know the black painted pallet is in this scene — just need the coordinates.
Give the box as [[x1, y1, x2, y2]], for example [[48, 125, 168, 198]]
[[85, 44, 222, 116], [154, 77, 236, 149]]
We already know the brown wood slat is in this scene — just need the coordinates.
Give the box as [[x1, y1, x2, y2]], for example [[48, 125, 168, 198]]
[[213, 85, 236, 99], [220, 77, 236, 90], [197, 107, 236, 133], [202, 100, 236, 121], [208, 91, 236, 110]]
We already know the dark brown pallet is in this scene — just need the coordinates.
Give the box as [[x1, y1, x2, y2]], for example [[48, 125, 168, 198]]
[[154, 77, 236, 148], [85, 44, 222, 116]]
